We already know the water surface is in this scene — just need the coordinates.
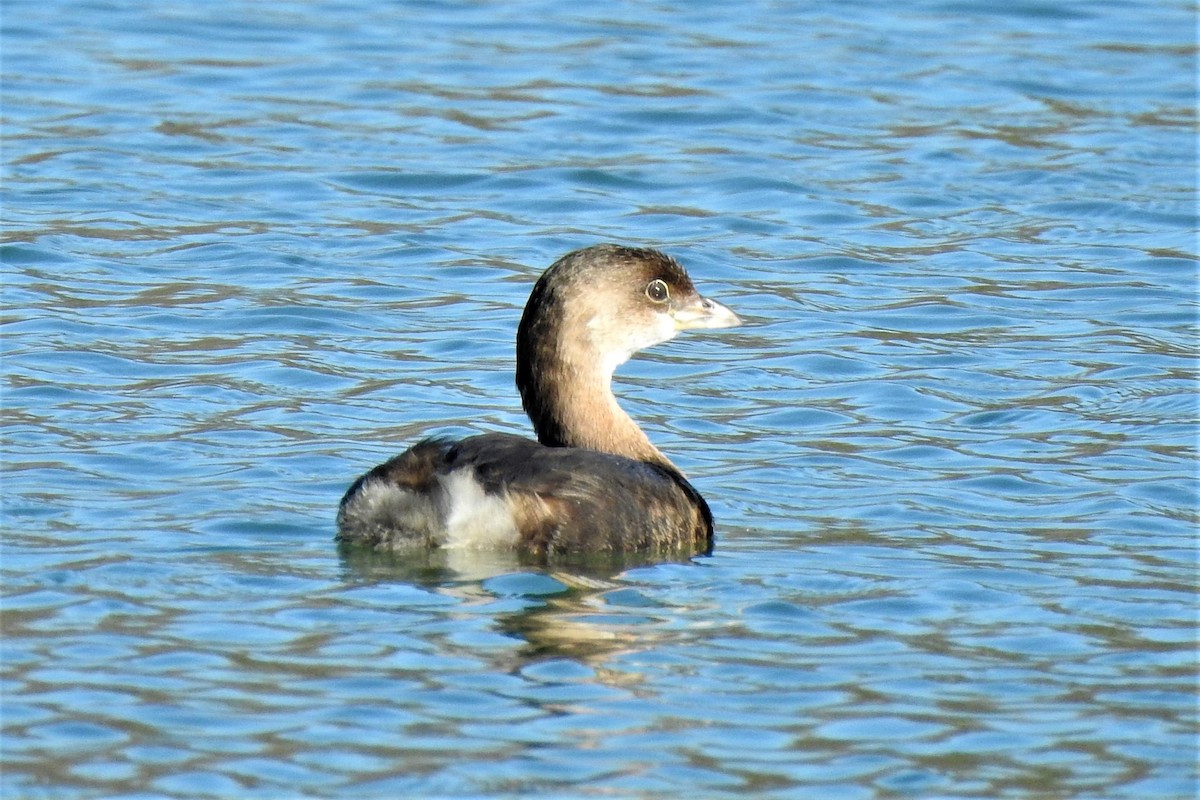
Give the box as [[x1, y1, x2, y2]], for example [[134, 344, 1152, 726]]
[[2, 0, 1197, 797]]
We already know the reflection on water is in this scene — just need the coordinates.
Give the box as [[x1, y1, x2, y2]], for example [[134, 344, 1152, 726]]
[[3, 0, 1196, 797], [338, 544, 693, 664]]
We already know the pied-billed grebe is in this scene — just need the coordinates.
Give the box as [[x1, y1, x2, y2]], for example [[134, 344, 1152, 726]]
[[336, 244, 740, 557]]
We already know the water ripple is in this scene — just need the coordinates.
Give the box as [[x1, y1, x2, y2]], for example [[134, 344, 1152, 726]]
[[3, 0, 1196, 798]]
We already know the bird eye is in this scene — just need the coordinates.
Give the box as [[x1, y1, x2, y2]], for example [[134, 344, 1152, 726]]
[[646, 279, 670, 303]]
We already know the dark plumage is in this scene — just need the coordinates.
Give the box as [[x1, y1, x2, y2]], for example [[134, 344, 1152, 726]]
[[336, 244, 740, 558]]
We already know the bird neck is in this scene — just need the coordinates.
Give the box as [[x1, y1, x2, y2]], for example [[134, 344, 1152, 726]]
[[517, 333, 672, 469]]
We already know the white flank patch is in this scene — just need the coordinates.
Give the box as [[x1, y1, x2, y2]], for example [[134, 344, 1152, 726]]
[[439, 470, 520, 549]]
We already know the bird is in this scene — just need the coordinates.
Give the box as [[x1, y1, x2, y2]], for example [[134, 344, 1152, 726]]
[[336, 244, 740, 558]]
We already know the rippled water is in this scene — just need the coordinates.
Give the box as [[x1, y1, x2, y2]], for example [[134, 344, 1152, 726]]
[[2, 0, 1196, 797]]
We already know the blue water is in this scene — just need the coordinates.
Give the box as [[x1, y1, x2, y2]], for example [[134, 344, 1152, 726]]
[[2, 0, 1196, 797]]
